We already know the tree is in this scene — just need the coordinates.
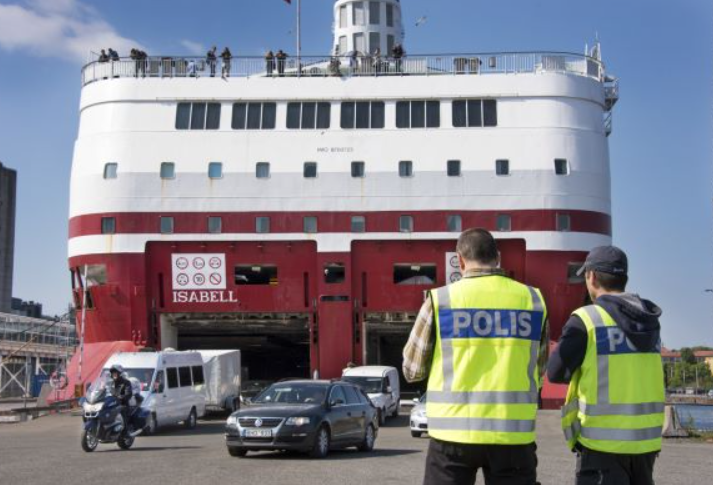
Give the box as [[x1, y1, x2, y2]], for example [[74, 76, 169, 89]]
[[680, 348, 697, 365]]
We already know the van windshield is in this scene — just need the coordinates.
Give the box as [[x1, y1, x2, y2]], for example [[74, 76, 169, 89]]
[[342, 376, 386, 394], [101, 367, 155, 392]]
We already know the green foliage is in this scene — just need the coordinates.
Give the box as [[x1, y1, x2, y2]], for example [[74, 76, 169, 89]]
[[680, 348, 697, 365], [664, 361, 713, 391]]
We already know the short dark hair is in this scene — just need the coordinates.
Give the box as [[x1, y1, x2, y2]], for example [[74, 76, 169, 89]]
[[592, 270, 628, 292], [457, 228, 498, 264]]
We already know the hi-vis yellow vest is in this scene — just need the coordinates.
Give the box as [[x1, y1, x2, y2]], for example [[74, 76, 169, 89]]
[[561, 304, 665, 454], [426, 275, 546, 445]]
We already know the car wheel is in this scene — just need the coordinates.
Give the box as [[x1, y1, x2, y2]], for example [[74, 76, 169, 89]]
[[80, 429, 98, 453], [358, 424, 376, 452], [228, 447, 248, 458], [411, 431, 422, 438], [184, 408, 197, 429], [145, 413, 158, 435], [309, 425, 330, 459]]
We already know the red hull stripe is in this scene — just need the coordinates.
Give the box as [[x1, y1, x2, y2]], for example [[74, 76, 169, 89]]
[[69, 210, 611, 238]]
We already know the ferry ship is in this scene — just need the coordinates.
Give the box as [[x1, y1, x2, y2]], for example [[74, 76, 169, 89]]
[[64, 0, 618, 406]]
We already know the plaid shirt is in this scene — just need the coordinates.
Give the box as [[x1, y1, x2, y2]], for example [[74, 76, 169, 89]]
[[402, 269, 550, 383]]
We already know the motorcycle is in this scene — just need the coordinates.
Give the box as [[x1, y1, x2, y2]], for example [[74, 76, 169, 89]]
[[80, 375, 149, 452]]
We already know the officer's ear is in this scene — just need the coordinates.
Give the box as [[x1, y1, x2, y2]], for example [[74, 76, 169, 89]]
[[457, 252, 467, 272]]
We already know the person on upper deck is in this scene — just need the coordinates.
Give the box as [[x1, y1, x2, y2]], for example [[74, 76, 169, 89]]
[[98, 49, 109, 63], [276, 49, 288, 76], [108, 48, 119, 61], [391, 43, 405, 72], [207, 46, 217, 77], [221, 47, 232, 78], [265, 50, 275, 76]]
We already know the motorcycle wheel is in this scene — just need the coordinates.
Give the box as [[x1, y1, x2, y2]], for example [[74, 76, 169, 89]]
[[81, 429, 99, 453], [117, 434, 135, 450]]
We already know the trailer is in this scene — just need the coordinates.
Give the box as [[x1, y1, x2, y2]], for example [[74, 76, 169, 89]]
[[197, 350, 241, 413]]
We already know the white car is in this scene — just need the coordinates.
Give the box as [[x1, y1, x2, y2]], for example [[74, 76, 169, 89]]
[[410, 394, 427, 438]]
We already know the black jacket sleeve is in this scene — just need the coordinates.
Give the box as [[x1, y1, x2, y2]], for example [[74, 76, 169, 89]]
[[547, 314, 588, 384]]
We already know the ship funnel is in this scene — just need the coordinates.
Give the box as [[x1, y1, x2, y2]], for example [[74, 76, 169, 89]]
[[333, 0, 405, 56]]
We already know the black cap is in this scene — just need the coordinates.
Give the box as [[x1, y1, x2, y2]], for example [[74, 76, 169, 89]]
[[576, 246, 628, 276]]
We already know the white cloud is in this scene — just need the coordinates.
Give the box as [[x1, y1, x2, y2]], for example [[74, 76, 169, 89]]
[[0, 0, 141, 62], [180, 39, 204, 56]]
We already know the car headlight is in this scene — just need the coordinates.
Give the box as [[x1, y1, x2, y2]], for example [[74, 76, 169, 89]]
[[418, 410, 427, 418], [285, 417, 311, 426], [226, 415, 239, 426]]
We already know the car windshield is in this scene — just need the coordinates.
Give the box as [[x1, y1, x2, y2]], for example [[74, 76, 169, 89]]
[[254, 384, 328, 404], [342, 376, 385, 394]]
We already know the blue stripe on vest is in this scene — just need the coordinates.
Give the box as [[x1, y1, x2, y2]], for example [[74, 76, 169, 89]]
[[439, 309, 543, 341], [594, 327, 661, 355]]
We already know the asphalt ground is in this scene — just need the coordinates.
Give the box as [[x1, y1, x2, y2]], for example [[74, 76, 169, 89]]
[[0, 410, 710, 485]]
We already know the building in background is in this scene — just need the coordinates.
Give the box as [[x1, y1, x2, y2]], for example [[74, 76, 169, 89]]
[[0, 162, 17, 313], [11, 298, 43, 319]]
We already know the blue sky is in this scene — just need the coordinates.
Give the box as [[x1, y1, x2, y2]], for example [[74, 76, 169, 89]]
[[0, 0, 710, 348]]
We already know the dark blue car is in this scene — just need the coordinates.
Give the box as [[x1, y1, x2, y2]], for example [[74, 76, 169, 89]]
[[225, 380, 379, 458]]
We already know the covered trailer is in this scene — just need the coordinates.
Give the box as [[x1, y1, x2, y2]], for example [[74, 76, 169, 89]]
[[198, 350, 241, 413]]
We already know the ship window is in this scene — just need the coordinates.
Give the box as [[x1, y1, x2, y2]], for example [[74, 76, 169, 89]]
[[235, 265, 278, 286], [206, 103, 221, 130], [160, 217, 174, 234], [304, 216, 318, 233], [176, 103, 191, 129], [447, 215, 462, 232], [351, 216, 366, 233], [453, 99, 497, 128], [496, 159, 509, 176], [399, 161, 413, 177], [369, 32, 381, 55], [101, 217, 116, 234], [341, 102, 384, 129], [287, 102, 331, 129], [256, 162, 270, 179], [555, 158, 569, 175], [353, 1, 365, 26], [232, 102, 276, 130], [338, 36, 348, 55], [399, 215, 414, 233], [496, 214, 512, 232], [160, 162, 175, 179], [208, 216, 222, 234], [190, 103, 206, 130], [83, 264, 107, 287], [387, 35, 395, 54], [394, 264, 437, 285], [397, 101, 440, 128], [483, 99, 498, 127], [557, 213, 571, 232], [339, 5, 348, 28], [447, 160, 461, 177], [567, 262, 585, 284], [369, 1, 380, 25], [304, 162, 318, 178], [351, 161, 365, 178], [386, 4, 394, 27], [256, 217, 270, 233], [325, 263, 346, 284], [103, 163, 118, 179], [208, 162, 223, 179]]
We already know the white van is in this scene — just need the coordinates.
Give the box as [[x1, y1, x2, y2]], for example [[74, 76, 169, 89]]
[[102, 350, 206, 434], [342, 366, 401, 425]]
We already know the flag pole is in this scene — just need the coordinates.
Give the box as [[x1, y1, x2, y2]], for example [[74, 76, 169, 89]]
[[297, 0, 302, 77]]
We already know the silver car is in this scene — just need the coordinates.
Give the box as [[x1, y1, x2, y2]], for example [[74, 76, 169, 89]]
[[409, 393, 427, 438]]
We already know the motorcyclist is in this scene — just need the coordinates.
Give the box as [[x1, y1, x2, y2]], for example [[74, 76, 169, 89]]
[[109, 365, 133, 432]]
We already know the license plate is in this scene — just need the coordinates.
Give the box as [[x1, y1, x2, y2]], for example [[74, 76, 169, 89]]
[[245, 429, 272, 438]]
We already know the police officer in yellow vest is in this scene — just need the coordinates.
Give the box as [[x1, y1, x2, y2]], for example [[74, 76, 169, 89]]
[[403, 229, 549, 485], [548, 246, 664, 485]]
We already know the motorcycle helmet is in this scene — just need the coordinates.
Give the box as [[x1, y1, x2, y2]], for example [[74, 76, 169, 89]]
[[109, 364, 124, 378]]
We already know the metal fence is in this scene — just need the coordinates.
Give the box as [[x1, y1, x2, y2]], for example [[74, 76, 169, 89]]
[[81, 52, 603, 86]]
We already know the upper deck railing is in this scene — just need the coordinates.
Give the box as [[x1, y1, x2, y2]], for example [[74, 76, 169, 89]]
[[81, 52, 604, 87]]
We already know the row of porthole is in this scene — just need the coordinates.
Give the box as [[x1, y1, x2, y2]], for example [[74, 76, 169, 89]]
[[102, 159, 571, 180], [99, 213, 573, 235]]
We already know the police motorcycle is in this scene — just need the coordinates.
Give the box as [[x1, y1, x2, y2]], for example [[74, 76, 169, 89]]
[[80, 370, 149, 452]]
